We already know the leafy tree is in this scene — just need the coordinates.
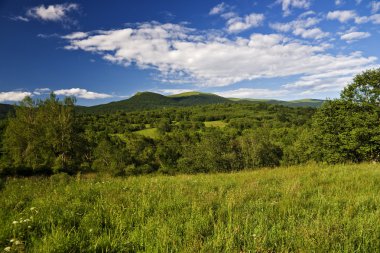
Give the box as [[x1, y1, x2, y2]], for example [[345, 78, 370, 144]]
[[3, 94, 84, 174], [341, 68, 380, 105], [239, 128, 282, 168], [311, 99, 380, 163]]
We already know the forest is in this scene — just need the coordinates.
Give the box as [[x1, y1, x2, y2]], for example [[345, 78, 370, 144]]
[[1, 69, 380, 177]]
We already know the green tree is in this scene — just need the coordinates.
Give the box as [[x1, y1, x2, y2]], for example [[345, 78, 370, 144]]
[[341, 68, 380, 105], [311, 99, 380, 163], [239, 128, 282, 169], [3, 94, 84, 174]]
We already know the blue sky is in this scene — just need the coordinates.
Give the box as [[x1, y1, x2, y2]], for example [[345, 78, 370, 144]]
[[1, 0, 380, 105]]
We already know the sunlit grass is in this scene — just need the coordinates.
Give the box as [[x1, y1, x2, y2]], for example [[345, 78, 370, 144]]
[[204, 121, 227, 128], [134, 128, 159, 139], [1, 163, 380, 252]]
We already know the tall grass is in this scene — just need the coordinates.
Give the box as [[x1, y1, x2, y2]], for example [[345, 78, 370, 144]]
[[1, 163, 380, 252]]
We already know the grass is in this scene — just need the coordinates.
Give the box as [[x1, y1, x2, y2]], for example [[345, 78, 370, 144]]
[[133, 128, 159, 139], [204, 120, 228, 128], [1, 163, 380, 252]]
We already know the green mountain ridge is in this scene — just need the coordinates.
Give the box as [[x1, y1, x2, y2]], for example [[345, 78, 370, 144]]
[[0, 92, 325, 117]]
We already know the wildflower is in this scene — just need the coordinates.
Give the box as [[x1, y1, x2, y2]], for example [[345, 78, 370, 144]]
[[10, 239, 15, 243], [30, 207, 36, 211], [14, 240, 22, 245], [4, 246, 11, 252], [28, 226, 32, 229], [12, 221, 18, 225], [89, 229, 93, 233]]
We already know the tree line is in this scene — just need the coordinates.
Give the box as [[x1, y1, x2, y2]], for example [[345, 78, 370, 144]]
[[1, 69, 379, 176]]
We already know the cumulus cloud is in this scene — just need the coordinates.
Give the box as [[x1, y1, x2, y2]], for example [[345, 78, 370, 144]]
[[372, 1, 380, 13], [62, 22, 377, 94], [226, 13, 265, 33], [12, 3, 79, 26], [340, 31, 371, 42], [276, 0, 311, 16], [62, 32, 88, 40], [270, 16, 329, 39], [209, 3, 227, 15], [216, 88, 289, 99], [209, 3, 264, 33], [325, 10, 379, 25], [327, 10, 357, 23], [0, 91, 32, 102], [54, 88, 112, 99], [33, 88, 51, 95], [26, 3, 78, 21]]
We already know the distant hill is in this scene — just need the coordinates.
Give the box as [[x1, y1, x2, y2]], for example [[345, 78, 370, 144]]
[[0, 103, 14, 119], [81, 91, 231, 113], [170, 92, 230, 105], [232, 98, 324, 108]]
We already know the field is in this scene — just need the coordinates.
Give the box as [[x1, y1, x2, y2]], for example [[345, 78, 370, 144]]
[[133, 128, 159, 139], [204, 120, 228, 128], [1, 163, 380, 252]]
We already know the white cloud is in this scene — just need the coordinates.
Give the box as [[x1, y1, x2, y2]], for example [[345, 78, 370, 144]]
[[216, 88, 289, 98], [209, 3, 264, 33], [26, 3, 78, 22], [33, 88, 51, 95], [276, 0, 311, 16], [372, 1, 380, 13], [10, 16, 29, 22], [157, 89, 195, 95], [226, 13, 265, 33], [0, 91, 32, 102], [354, 15, 379, 24], [335, 0, 344, 5], [340, 31, 371, 42], [54, 88, 112, 99], [209, 3, 227, 15], [284, 57, 379, 93], [63, 22, 377, 94], [270, 16, 329, 39], [370, 14, 380, 23], [327, 10, 357, 23], [62, 32, 88, 40]]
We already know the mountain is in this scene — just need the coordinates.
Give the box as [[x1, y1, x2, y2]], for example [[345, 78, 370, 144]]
[[232, 98, 324, 108], [80, 91, 325, 113], [81, 91, 230, 113], [0, 103, 14, 119], [169, 91, 230, 105]]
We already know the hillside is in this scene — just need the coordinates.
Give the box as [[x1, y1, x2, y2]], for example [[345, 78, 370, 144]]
[[80, 91, 324, 113], [233, 98, 324, 108], [81, 91, 231, 113]]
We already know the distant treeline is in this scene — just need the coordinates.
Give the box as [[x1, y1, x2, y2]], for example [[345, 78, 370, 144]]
[[1, 69, 379, 176]]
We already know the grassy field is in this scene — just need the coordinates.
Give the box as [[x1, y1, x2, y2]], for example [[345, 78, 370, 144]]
[[133, 128, 159, 139], [1, 163, 380, 252], [204, 120, 228, 128]]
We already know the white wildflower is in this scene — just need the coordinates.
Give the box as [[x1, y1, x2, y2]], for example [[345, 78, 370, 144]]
[[4, 246, 11, 252]]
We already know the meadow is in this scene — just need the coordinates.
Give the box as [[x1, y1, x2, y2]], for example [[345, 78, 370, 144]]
[[1, 163, 380, 252]]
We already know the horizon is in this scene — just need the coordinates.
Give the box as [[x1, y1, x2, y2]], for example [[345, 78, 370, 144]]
[[0, 90, 325, 107], [1, 0, 380, 106]]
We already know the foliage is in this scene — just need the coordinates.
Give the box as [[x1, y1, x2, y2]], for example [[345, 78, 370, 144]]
[[341, 68, 380, 105], [2, 94, 84, 174]]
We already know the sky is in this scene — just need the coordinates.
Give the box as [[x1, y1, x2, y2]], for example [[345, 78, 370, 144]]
[[1, 0, 380, 105]]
